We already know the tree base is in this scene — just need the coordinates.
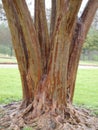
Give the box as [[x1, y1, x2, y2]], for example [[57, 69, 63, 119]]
[[0, 101, 98, 130]]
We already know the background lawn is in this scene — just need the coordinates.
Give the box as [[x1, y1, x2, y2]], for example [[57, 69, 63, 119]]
[[0, 57, 17, 63], [79, 60, 98, 66], [0, 68, 22, 104], [73, 69, 98, 115], [0, 68, 98, 114]]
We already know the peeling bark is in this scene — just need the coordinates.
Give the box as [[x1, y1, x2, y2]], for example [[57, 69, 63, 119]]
[[2, 0, 98, 127], [47, 0, 82, 105]]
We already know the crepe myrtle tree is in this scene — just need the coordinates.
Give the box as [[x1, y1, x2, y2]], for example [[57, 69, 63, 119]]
[[2, 0, 98, 129]]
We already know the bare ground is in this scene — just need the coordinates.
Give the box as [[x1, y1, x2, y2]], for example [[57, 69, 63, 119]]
[[0, 102, 98, 130]]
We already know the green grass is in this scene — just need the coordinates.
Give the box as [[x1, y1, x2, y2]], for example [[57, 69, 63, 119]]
[[73, 69, 98, 114], [0, 68, 98, 114], [22, 127, 32, 130], [0, 68, 22, 104]]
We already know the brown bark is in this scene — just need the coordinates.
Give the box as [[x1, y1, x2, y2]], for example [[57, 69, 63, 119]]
[[2, 0, 91, 106], [34, 0, 50, 73], [68, 0, 98, 101], [2, 0, 32, 100], [67, 20, 84, 101], [2, 0, 42, 102], [2, 0, 98, 129], [46, 0, 82, 106], [81, 0, 98, 35], [2, 0, 98, 116], [50, 0, 56, 36], [13, 0, 42, 85]]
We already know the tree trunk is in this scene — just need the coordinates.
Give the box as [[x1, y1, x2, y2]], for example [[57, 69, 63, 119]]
[[2, 0, 98, 129], [67, 0, 98, 101]]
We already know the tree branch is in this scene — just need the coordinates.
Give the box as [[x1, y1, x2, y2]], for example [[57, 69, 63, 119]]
[[49, 0, 83, 75], [50, 0, 56, 36], [3, 0, 43, 97], [13, 0, 42, 85], [2, 0, 34, 99], [81, 0, 98, 36], [50, 0, 82, 45], [67, 20, 84, 101], [65, 0, 82, 35], [67, 0, 98, 102], [34, 0, 50, 73], [34, 0, 39, 37]]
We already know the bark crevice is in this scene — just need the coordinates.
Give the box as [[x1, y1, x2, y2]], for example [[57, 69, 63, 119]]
[[1, 0, 98, 129]]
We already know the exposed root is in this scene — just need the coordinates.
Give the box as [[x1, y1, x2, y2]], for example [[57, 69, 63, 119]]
[[0, 102, 98, 130]]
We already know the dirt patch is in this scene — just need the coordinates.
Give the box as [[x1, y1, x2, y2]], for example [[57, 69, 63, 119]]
[[0, 102, 98, 130]]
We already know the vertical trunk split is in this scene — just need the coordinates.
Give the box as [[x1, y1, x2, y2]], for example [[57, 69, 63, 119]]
[[2, 0, 98, 113]]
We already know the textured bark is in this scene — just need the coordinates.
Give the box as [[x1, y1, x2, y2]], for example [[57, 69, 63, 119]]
[[50, 0, 56, 36], [2, 0, 98, 125], [67, 20, 84, 101], [47, 0, 82, 106], [2, 0, 32, 100], [34, 0, 50, 73], [67, 0, 98, 101], [2, 0, 42, 102], [13, 0, 42, 86], [81, 0, 98, 35], [2, 0, 98, 129]]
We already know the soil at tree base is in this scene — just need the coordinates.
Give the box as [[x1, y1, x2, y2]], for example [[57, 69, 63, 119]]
[[0, 102, 98, 130]]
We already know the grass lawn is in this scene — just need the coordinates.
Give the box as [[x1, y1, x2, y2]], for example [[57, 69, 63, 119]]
[[0, 68, 22, 104], [73, 69, 98, 115], [79, 60, 98, 66], [0, 68, 98, 114], [0, 57, 17, 63]]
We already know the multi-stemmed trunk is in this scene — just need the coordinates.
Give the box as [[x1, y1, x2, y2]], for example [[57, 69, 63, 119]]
[[67, 0, 98, 101], [2, 0, 98, 124]]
